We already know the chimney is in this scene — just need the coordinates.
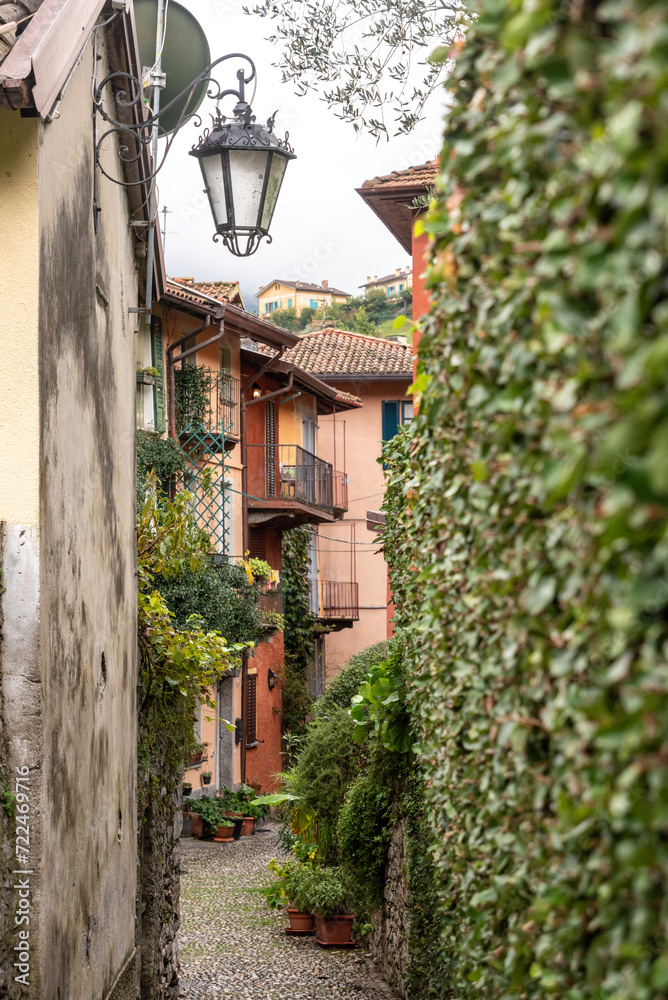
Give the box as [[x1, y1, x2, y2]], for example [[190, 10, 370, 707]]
[[395, 268, 401, 277], [366, 276, 371, 283], [322, 279, 328, 289]]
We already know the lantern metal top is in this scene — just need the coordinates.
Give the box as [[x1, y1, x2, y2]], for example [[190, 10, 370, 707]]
[[189, 68, 296, 256]]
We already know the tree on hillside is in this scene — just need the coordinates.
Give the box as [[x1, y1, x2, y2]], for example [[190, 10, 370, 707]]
[[267, 307, 300, 332], [354, 306, 378, 337], [245, 0, 468, 138]]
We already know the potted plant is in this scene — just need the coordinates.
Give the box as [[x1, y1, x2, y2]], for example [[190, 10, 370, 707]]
[[303, 867, 355, 947], [136, 365, 159, 386], [182, 781, 193, 797], [263, 858, 315, 935], [188, 796, 224, 840], [201, 771, 212, 786]]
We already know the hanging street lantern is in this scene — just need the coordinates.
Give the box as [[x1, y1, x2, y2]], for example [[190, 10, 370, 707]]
[[93, 54, 296, 257], [190, 69, 296, 257]]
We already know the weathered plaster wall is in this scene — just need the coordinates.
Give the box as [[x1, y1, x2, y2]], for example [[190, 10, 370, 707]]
[[37, 34, 139, 1000], [0, 103, 46, 1000], [0, 111, 40, 527]]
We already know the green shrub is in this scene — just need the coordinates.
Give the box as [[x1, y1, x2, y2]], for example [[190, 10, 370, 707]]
[[158, 562, 263, 646], [337, 749, 394, 920], [381, 1, 668, 996], [314, 641, 390, 719], [286, 708, 365, 859]]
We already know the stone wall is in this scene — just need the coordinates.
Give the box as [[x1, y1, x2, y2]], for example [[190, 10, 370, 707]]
[[368, 816, 410, 998], [137, 784, 182, 1000]]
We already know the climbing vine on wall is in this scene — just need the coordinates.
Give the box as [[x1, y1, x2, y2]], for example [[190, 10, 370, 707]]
[[281, 527, 321, 734], [380, 1, 668, 996]]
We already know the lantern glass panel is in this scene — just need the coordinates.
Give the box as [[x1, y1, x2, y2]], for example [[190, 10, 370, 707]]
[[228, 149, 271, 228], [260, 153, 288, 231], [200, 153, 227, 229]]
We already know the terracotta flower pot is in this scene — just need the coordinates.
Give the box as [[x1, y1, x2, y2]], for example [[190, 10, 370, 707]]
[[286, 909, 314, 935], [191, 815, 203, 838], [213, 824, 235, 843], [314, 914, 355, 947], [240, 816, 256, 837]]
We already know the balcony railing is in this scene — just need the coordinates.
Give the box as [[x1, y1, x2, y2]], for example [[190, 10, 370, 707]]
[[332, 471, 348, 513], [174, 367, 240, 440], [258, 587, 282, 618], [320, 581, 359, 620], [247, 444, 334, 511]]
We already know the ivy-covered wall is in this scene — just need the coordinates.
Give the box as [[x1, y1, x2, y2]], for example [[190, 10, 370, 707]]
[[381, 1, 668, 996]]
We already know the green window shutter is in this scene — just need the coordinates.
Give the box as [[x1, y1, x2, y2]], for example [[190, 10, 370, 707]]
[[151, 319, 166, 434], [381, 400, 400, 442]]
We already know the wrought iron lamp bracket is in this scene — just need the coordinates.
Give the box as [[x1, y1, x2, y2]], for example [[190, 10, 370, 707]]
[[92, 53, 257, 208]]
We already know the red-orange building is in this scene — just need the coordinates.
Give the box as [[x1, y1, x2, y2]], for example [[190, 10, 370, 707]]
[[357, 158, 439, 377], [144, 279, 360, 794]]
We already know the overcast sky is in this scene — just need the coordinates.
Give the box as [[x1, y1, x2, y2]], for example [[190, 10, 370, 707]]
[[155, 1, 447, 312]]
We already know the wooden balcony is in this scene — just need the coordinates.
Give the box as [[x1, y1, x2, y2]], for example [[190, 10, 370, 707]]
[[246, 444, 336, 528]]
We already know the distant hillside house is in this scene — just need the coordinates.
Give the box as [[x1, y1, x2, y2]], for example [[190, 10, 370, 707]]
[[360, 267, 412, 297], [257, 279, 350, 318]]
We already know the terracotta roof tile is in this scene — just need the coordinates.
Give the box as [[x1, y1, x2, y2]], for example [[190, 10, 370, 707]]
[[358, 158, 439, 193], [172, 277, 243, 307], [284, 328, 412, 378]]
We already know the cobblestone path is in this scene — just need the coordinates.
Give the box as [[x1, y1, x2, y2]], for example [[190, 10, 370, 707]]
[[177, 828, 397, 1000]]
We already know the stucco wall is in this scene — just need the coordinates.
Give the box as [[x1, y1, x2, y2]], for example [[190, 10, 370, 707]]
[[316, 380, 410, 678], [0, 111, 40, 526], [0, 31, 138, 1000], [245, 633, 284, 793]]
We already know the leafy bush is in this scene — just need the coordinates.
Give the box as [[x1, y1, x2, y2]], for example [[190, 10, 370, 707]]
[[136, 430, 185, 501], [314, 641, 390, 719], [337, 749, 393, 919], [158, 562, 264, 646], [381, 1, 668, 996], [284, 708, 365, 859]]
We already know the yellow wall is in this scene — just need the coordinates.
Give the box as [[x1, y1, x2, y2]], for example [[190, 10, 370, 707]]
[[258, 282, 348, 319], [0, 112, 40, 525]]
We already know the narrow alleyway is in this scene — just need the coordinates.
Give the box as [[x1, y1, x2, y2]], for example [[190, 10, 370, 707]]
[[178, 829, 398, 1000]]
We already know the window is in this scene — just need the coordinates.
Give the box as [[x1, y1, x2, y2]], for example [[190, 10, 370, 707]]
[[399, 284, 404, 291], [245, 673, 257, 746], [381, 399, 413, 443], [288, 298, 292, 308], [310, 298, 318, 309]]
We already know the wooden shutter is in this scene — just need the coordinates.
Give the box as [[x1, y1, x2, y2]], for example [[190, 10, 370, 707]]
[[381, 400, 400, 442], [151, 319, 166, 434], [249, 528, 266, 560], [245, 674, 257, 746], [266, 400, 276, 498]]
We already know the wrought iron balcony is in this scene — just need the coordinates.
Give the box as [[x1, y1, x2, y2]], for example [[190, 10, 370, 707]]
[[319, 581, 359, 622], [246, 444, 335, 526], [333, 471, 348, 514], [174, 366, 240, 446], [258, 586, 282, 619]]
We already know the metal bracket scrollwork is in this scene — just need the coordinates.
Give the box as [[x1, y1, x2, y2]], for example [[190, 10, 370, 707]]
[[92, 53, 257, 220]]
